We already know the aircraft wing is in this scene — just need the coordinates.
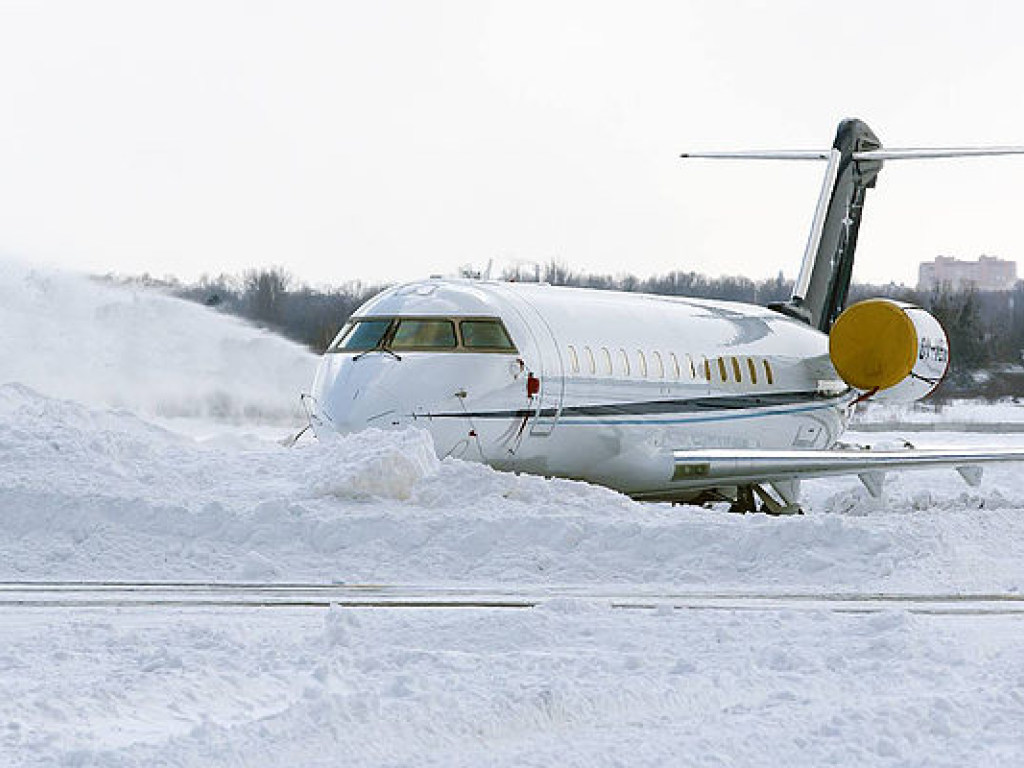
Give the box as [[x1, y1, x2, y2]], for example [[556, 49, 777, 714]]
[[670, 446, 1024, 501]]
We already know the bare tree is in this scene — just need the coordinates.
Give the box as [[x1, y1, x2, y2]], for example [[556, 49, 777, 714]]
[[242, 267, 291, 326]]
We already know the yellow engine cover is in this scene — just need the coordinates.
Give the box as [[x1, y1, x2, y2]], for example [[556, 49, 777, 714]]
[[829, 298, 949, 402], [829, 299, 919, 390]]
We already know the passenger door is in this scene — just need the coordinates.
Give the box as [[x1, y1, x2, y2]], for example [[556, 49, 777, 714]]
[[515, 299, 565, 437]]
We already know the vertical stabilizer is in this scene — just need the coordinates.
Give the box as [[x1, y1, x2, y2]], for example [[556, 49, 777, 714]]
[[776, 119, 882, 331]]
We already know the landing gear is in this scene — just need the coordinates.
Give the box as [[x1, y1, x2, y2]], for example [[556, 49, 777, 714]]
[[728, 484, 803, 516], [729, 485, 758, 514]]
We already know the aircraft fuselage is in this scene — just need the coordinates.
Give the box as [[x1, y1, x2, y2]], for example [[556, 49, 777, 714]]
[[310, 278, 854, 501]]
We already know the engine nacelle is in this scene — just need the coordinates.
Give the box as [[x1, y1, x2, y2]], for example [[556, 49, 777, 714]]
[[829, 298, 949, 403]]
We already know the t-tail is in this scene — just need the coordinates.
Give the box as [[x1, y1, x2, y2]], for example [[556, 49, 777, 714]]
[[682, 119, 1024, 332]]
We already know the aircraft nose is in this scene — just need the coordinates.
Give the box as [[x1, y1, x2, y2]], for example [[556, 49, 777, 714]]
[[329, 382, 405, 432], [312, 356, 408, 434]]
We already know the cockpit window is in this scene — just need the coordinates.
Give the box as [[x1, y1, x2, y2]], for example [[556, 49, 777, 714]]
[[460, 319, 516, 350], [327, 315, 517, 354], [332, 319, 392, 351], [390, 319, 457, 349]]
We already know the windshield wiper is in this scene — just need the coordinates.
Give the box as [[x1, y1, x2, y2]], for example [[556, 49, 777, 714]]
[[353, 346, 402, 362]]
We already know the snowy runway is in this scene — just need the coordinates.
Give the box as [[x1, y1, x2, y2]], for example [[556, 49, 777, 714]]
[[5, 600, 1024, 767]]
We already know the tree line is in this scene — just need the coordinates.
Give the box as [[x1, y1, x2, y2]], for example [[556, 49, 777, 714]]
[[110, 262, 1024, 397], [108, 268, 385, 353]]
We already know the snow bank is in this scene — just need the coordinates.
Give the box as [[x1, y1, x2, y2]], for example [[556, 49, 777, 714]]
[[5, 381, 1024, 592], [312, 427, 441, 501], [0, 259, 316, 423]]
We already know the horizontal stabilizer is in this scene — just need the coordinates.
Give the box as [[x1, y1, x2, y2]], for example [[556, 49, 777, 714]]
[[854, 146, 1024, 161], [680, 150, 831, 160], [681, 147, 1024, 162]]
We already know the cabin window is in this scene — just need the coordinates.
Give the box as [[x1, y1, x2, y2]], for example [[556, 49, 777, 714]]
[[703, 357, 711, 381], [731, 356, 742, 383], [584, 346, 596, 375], [747, 357, 758, 384], [652, 351, 665, 378], [460, 319, 516, 351], [568, 345, 580, 374], [637, 350, 648, 378], [331, 319, 392, 351], [618, 348, 630, 376], [390, 319, 457, 350], [717, 357, 728, 383], [670, 353, 681, 379], [601, 347, 613, 375], [764, 359, 775, 385], [687, 354, 697, 379]]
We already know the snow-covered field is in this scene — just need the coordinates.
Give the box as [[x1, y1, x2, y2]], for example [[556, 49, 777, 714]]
[[3, 261, 1024, 766], [854, 398, 1024, 428]]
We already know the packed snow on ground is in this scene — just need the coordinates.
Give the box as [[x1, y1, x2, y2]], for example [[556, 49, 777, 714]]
[[854, 397, 1024, 426], [3, 261, 1024, 766]]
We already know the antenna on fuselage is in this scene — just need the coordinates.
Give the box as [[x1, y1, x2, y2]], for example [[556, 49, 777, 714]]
[[682, 119, 1024, 332]]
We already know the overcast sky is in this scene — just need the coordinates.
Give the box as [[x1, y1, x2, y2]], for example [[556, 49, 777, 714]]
[[2, 0, 1023, 287]]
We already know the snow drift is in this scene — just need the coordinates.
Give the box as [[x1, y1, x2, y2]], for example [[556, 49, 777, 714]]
[[0, 259, 316, 423], [4, 379, 1024, 592]]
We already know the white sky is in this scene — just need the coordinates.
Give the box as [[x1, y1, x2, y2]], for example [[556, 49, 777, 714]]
[[2, 0, 1023, 287]]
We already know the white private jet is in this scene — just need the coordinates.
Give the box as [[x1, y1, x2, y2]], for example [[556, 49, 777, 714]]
[[303, 119, 1024, 513]]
